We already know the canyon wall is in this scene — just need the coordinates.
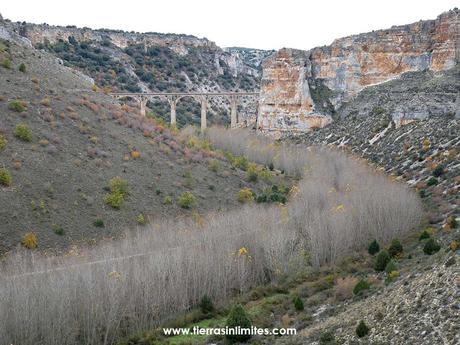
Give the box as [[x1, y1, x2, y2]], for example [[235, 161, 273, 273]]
[[258, 9, 459, 132], [5, 21, 264, 79]]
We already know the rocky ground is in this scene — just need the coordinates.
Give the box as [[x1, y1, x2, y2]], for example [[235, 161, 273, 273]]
[[336, 67, 459, 120], [297, 258, 460, 344]]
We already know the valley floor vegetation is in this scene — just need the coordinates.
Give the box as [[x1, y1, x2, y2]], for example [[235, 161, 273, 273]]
[[0, 128, 422, 345]]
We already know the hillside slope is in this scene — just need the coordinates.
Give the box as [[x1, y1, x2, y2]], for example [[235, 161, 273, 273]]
[[3, 19, 269, 127], [0, 24, 277, 253]]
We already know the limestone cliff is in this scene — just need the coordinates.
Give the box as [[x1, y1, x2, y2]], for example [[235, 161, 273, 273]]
[[258, 9, 459, 132]]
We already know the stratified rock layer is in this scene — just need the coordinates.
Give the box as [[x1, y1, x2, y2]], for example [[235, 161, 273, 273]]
[[258, 9, 459, 132]]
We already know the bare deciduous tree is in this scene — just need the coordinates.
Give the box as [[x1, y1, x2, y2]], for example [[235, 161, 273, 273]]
[[0, 128, 422, 345]]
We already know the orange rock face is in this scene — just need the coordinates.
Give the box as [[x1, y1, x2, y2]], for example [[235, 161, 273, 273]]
[[258, 49, 332, 132], [259, 9, 459, 132]]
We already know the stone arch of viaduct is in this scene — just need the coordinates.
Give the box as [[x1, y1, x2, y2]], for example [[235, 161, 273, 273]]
[[110, 92, 260, 130]]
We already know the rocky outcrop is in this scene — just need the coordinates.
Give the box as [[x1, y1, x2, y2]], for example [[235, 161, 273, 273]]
[[224, 47, 275, 69], [258, 49, 332, 132], [259, 9, 459, 132], [9, 22, 217, 52]]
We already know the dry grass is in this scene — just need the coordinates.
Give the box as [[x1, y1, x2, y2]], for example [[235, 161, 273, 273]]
[[199, 127, 314, 177], [334, 276, 359, 301], [0, 127, 422, 344], [0, 206, 297, 345]]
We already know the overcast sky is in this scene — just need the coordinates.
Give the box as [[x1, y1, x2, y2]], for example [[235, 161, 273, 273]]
[[1, 0, 458, 50]]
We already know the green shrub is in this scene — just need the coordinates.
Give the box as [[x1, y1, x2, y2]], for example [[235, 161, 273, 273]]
[[18, 63, 26, 73], [385, 260, 398, 274], [163, 195, 173, 205], [293, 296, 304, 311], [427, 177, 438, 186], [232, 156, 249, 170], [0, 168, 12, 186], [372, 106, 385, 115], [109, 177, 128, 195], [0, 135, 7, 151], [237, 188, 254, 203], [319, 330, 335, 344], [447, 216, 458, 229], [374, 249, 390, 272], [199, 294, 214, 315], [419, 230, 431, 240], [52, 224, 64, 235], [9, 100, 27, 112], [14, 123, 33, 141], [136, 213, 147, 225], [104, 191, 124, 209], [93, 219, 104, 227], [432, 165, 444, 177], [423, 238, 441, 255], [353, 279, 370, 295], [226, 304, 252, 343], [259, 168, 272, 182], [246, 165, 258, 182], [388, 239, 403, 257], [178, 191, 196, 209], [368, 240, 380, 255], [256, 185, 288, 204], [104, 177, 128, 209], [1, 58, 12, 69], [208, 159, 220, 172], [356, 320, 369, 338], [419, 189, 427, 198]]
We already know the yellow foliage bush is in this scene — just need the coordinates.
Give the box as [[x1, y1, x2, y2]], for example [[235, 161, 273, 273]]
[[208, 159, 220, 172], [22, 232, 37, 249], [136, 213, 147, 225], [388, 270, 400, 280], [237, 188, 254, 203], [104, 177, 129, 209], [163, 195, 173, 205], [178, 191, 196, 209], [422, 138, 430, 150], [0, 134, 7, 151], [131, 150, 141, 159], [0, 168, 12, 186], [259, 168, 272, 182]]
